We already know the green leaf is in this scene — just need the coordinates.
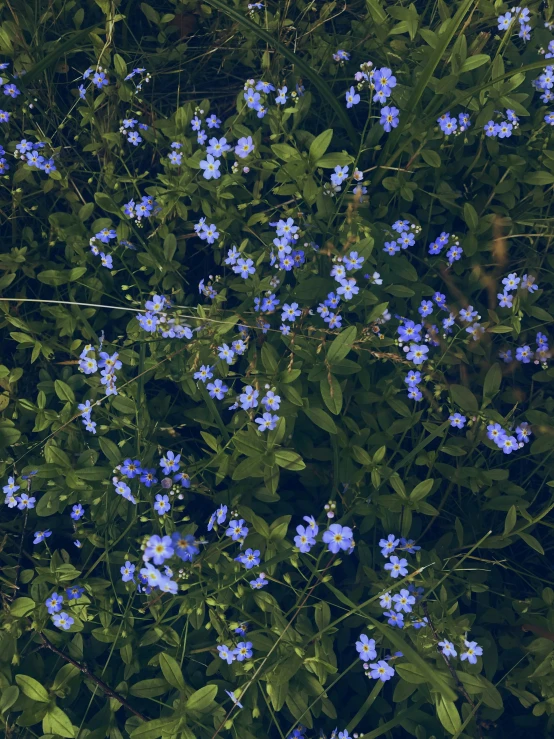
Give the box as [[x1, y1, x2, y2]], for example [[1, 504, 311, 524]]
[[94, 191, 122, 215], [303, 407, 338, 434], [19, 27, 95, 85], [37, 268, 87, 286], [315, 152, 354, 168], [232, 454, 265, 480], [202, 0, 359, 148], [483, 363, 502, 398], [410, 479, 434, 502], [15, 674, 50, 702], [186, 684, 218, 713], [271, 143, 300, 161], [463, 202, 479, 230], [43, 706, 75, 738], [99, 437, 121, 467], [261, 343, 279, 373], [274, 450, 305, 470], [518, 531, 544, 555], [421, 150, 441, 168], [327, 326, 357, 363], [503, 505, 517, 537], [450, 384, 478, 412], [54, 380, 75, 403], [309, 129, 333, 164], [159, 653, 187, 693], [320, 375, 343, 415], [10, 597, 36, 617], [523, 171, 554, 185], [0, 685, 19, 714], [113, 53, 127, 77], [459, 53, 490, 72], [129, 678, 170, 698], [130, 719, 180, 739], [436, 696, 462, 734]]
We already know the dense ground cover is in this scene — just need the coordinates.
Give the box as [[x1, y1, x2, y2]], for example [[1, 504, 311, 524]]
[[2, 0, 554, 737]]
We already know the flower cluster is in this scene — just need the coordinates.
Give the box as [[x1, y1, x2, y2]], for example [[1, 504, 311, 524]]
[[497, 6, 532, 42]]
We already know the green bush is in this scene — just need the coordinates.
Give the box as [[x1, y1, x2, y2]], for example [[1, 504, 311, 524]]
[[1, 1, 554, 737]]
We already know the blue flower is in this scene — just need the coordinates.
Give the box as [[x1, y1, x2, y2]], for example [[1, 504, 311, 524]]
[[235, 136, 254, 158], [66, 586, 85, 600], [399, 538, 420, 554], [392, 588, 416, 613], [379, 534, 399, 557], [207, 379, 228, 399], [384, 556, 408, 578], [406, 344, 428, 365], [121, 561, 135, 582], [439, 640, 457, 658], [199, 154, 221, 179], [234, 257, 256, 278], [250, 574, 269, 589], [345, 86, 360, 108], [46, 592, 63, 614], [449, 413, 466, 429], [194, 365, 213, 383], [356, 634, 376, 661], [154, 494, 171, 515], [225, 689, 243, 708], [294, 525, 316, 553], [255, 412, 279, 431], [461, 639, 483, 664], [217, 644, 236, 664], [322, 524, 354, 553], [369, 660, 395, 681], [33, 530, 52, 545], [380, 106, 399, 131], [70, 503, 85, 521], [16, 494, 35, 510], [233, 641, 253, 661], [383, 610, 404, 627], [160, 451, 181, 475], [235, 548, 260, 569], [172, 532, 199, 562], [121, 459, 142, 478], [226, 519, 249, 541], [52, 612, 74, 630], [145, 535, 174, 565]]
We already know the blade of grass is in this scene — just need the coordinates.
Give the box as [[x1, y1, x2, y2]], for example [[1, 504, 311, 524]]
[[374, 0, 474, 181], [202, 0, 360, 149], [17, 27, 98, 85]]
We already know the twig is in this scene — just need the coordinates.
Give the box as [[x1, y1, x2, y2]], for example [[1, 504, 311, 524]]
[[37, 630, 148, 722]]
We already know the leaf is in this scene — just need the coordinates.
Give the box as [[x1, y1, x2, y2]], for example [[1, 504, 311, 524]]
[[271, 143, 300, 161], [261, 343, 279, 373], [113, 53, 127, 77], [459, 53, 490, 72], [320, 375, 343, 415], [18, 27, 95, 84], [274, 450, 305, 470], [15, 674, 49, 702], [94, 191, 122, 215], [186, 684, 218, 713], [99, 437, 121, 467], [202, 0, 359, 148], [483, 363, 502, 398], [327, 326, 357, 363], [523, 171, 554, 185], [0, 685, 19, 714], [503, 506, 517, 538], [309, 129, 333, 164], [43, 706, 75, 738], [159, 653, 187, 693], [436, 696, 461, 734], [314, 152, 354, 168], [410, 479, 434, 502], [129, 678, 170, 698], [303, 407, 338, 434], [232, 454, 265, 480], [37, 268, 87, 286], [450, 384, 478, 412], [518, 531, 544, 555], [421, 150, 441, 168], [54, 379, 75, 403], [463, 202, 479, 230], [10, 597, 36, 617], [130, 719, 180, 739], [395, 663, 427, 684]]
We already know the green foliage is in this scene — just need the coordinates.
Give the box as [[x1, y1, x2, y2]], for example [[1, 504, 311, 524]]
[[1, 1, 554, 738]]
